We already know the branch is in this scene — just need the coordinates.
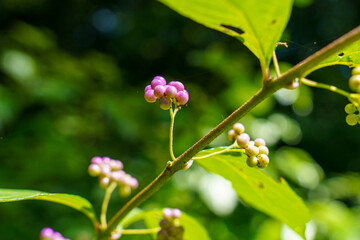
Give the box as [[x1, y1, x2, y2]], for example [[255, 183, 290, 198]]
[[98, 24, 360, 239]]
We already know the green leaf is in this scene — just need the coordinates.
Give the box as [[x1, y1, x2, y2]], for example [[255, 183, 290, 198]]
[[120, 209, 210, 240], [160, 0, 293, 71], [303, 40, 360, 76], [0, 188, 97, 226], [194, 148, 310, 238]]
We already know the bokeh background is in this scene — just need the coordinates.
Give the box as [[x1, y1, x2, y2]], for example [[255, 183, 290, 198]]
[[0, 0, 359, 239]]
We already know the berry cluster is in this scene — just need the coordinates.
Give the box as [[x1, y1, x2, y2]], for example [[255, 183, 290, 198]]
[[144, 76, 189, 110], [40, 227, 69, 240], [349, 66, 360, 93], [157, 208, 184, 240], [227, 123, 270, 168], [344, 103, 360, 126], [88, 156, 138, 196]]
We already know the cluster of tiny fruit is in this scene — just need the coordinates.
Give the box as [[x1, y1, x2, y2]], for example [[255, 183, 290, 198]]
[[157, 208, 184, 240], [345, 67, 360, 126], [344, 103, 360, 126], [228, 123, 270, 168], [40, 227, 69, 240], [88, 156, 138, 196], [144, 76, 189, 110]]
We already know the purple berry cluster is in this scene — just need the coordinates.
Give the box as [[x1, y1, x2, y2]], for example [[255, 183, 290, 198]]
[[88, 156, 138, 196], [157, 208, 184, 240], [40, 227, 69, 240], [144, 76, 189, 110], [227, 123, 270, 168]]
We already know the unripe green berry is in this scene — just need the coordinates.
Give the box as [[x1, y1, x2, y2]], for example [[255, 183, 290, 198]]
[[351, 66, 360, 76], [246, 156, 258, 167], [119, 185, 131, 197], [248, 141, 255, 146], [346, 114, 358, 126], [344, 103, 356, 114], [227, 129, 237, 142], [254, 138, 266, 147], [257, 154, 269, 168], [349, 75, 360, 93], [159, 97, 172, 110], [236, 133, 250, 148], [233, 123, 245, 135], [245, 145, 259, 157], [258, 145, 269, 155]]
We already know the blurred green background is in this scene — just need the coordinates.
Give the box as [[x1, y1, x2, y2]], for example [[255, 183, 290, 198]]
[[0, 0, 359, 239]]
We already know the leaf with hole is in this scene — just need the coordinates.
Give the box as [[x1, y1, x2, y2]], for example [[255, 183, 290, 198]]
[[160, 0, 293, 74], [194, 147, 310, 238], [303, 39, 360, 76], [0, 188, 97, 226]]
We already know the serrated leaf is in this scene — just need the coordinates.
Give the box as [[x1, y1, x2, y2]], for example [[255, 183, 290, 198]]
[[160, 0, 293, 71], [194, 148, 310, 238], [120, 209, 210, 240], [0, 188, 97, 226], [303, 39, 360, 76]]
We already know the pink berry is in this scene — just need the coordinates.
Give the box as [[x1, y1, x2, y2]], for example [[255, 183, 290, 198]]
[[103, 157, 111, 164], [111, 170, 125, 182], [144, 89, 157, 103], [151, 76, 166, 88], [100, 164, 112, 176], [254, 138, 266, 147], [159, 97, 172, 110], [171, 208, 182, 219], [110, 160, 123, 170], [176, 90, 189, 105], [154, 85, 166, 98], [40, 227, 54, 239], [129, 177, 139, 189], [99, 176, 110, 188], [165, 85, 178, 98], [91, 156, 103, 165], [144, 84, 152, 92], [236, 133, 250, 148], [168, 81, 184, 91]]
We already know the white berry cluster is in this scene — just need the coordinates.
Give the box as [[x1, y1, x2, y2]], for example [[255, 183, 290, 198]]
[[88, 156, 138, 196], [227, 123, 270, 168], [157, 208, 184, 240]]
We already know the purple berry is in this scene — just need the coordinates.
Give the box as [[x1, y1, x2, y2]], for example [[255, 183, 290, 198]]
[[176, 90, 189, 105], [159, 97, 172, 110], [100, 164, 112, 176], [91, 156, 103, 165], [171, 208, 182, 219], [168, 81, 184, 92], [111, 170, 125, 182], [40, 227, 54, 239], [144, 84, 152, 92], [103, 157, 111, 164], [144, 89, 157, 103], [88, 164, 101, 176], [52, 232, 64, 240], [129, 177, 139, 189], [165, 85, 178, 98], [154, 85, 166, 98], [110, 160, 123, 170], [151, 76, 166, 88]]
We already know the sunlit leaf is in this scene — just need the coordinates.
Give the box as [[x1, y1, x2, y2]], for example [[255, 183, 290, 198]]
[[0, 188, 97, 226], [303, 40, 360, 76], [120, 209, 210, 240], [160, 0, 293, 71], [194, 147, 310, 238]]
